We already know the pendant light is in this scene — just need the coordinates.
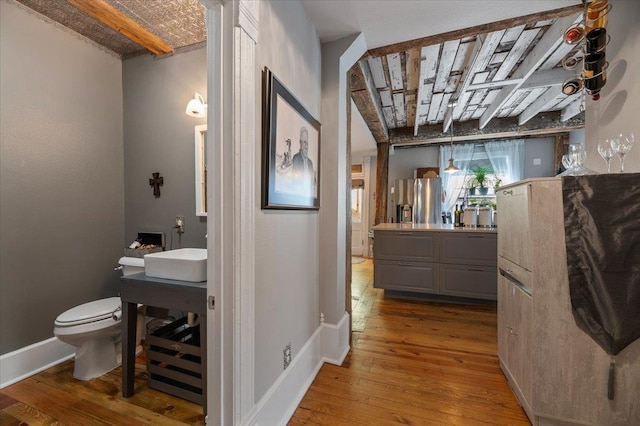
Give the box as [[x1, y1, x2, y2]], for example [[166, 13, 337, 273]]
[[444, 102, 459, 173]]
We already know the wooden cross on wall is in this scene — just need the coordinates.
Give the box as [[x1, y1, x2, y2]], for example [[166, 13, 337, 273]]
[[149, 172, 163, 198]]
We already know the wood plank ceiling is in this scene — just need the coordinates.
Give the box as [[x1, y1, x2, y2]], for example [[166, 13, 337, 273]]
[[351, 5, 586, 146]]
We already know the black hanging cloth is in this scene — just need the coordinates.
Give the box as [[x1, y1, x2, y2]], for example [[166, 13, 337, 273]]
[[562, 173, 640, 356]]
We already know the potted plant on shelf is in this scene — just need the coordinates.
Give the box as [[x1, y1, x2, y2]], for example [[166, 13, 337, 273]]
[[467, 177, 478, 196], [471, 166, 492, 195]]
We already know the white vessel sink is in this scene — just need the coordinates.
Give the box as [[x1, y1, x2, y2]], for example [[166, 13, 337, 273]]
[[144, 248, 207, 282]]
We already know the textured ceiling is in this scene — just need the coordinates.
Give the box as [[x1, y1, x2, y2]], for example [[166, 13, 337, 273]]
[[13, 0, 206, 58], [105, 0, 206, 52]]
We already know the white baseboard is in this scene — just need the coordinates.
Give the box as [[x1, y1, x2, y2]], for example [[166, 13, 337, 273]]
[[244, 312, 350, 426], [0, 337, 74, 389], [321, 312, 350, 365]]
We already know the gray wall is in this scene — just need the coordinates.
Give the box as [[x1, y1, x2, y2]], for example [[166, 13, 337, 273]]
[[585, 0, 640, 173], [387, 145, 440, 219], [523, 137, 555, 177], [0, 2, 124, 354], [122, 49, 207, 249], [254, 0, 322, 401]]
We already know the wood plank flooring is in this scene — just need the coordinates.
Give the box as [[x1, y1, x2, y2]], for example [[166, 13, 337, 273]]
[[1, 258, 527, 425], [288, 258, 530, 425], [0, 347, 204, 425]]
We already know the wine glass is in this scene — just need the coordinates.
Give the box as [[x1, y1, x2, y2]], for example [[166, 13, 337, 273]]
[[597, 140, 614, 172], [562, 154, 575, 172], [611, 133, 634, 172]]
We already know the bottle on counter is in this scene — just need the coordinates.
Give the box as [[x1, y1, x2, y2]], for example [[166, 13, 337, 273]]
[[459, 202, 465, 227], [454, 204, 461, 227]]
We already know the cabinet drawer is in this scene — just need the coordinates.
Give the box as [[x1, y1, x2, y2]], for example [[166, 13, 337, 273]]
[[440, 232, 497, 266], [496, 183, 532, 271], [439, 264, 497, 300], [374, 231, 438, 262], [374, 260, 438, 294]]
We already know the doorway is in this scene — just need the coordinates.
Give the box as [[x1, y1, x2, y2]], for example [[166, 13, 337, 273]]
[[351, 175, 365, 257]]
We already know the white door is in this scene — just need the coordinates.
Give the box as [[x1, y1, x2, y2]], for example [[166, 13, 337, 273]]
[[351, 179, 365, 256]]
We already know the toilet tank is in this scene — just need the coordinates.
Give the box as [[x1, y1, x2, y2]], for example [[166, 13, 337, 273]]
[[118, 257, 145, 276]]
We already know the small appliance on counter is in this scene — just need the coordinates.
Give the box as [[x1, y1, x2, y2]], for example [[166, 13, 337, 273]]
[[463, 206, 478, 228], [478, 206, 493, 228]]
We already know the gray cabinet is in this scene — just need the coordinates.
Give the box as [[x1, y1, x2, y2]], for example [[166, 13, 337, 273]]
[[496, 184, 531, 271], [496, 178, 640, 425], [439, 232, 497, 300], [440, 264, 496, 300], [373, 231, 439, 295], [497, 265, 532, 418], [373, 229, 497, 300], [440, 232, 497, 266], [374, 231, 437, 262], [374, 260, 438, 293]]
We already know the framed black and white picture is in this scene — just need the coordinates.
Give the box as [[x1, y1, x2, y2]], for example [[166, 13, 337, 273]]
[[262, 67, 321, 210]]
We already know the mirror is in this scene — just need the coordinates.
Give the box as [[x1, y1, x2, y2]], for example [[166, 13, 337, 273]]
[[195, 124, 207, 216]]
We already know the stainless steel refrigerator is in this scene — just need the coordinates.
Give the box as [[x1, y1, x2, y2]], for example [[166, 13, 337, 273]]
[[413, 178, 442, 224], [393, 178, 441, 224]]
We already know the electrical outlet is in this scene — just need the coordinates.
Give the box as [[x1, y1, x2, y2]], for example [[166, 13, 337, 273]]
[[175, 216, 185, 234], [283, 343, 292, 370]]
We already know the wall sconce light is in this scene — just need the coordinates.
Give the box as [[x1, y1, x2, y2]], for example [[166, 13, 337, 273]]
[[185, 92, 207, 118], [444, 101, 459, 174]]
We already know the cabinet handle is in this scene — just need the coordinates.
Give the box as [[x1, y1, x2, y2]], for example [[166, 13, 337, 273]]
[[397, 232, 414, 236], [499, 268, 532, 296], [502, 189, 514, 196], [467, 267, 485, 272], [510, 329, 518, 336], [397, 262, 415, 266], [466, 234, 485, 239]]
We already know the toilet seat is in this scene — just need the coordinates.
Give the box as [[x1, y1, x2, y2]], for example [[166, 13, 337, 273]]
[[55, 297, 121, 327]]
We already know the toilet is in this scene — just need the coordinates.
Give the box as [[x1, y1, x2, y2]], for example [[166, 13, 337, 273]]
[[53, 256, 145, 380]]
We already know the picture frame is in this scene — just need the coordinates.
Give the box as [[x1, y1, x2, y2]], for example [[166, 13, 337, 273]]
[[262, 67, 321, 210]]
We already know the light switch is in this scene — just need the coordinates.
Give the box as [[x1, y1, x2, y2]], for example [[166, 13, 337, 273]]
[[533, 158, 542, 165]]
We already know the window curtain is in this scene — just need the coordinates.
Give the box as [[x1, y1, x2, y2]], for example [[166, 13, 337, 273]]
[[484, 139, 525, 186], [440, 142, 475, 215]]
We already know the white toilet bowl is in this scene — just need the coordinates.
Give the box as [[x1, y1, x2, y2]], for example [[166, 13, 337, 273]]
[[54, 297, 122, 380], [53, 256, 146, 381]]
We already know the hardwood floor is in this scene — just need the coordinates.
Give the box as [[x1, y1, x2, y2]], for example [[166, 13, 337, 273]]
[[288, 258, 530, 425], [0, 349, 204, 425], [1, 259, 527, 425]]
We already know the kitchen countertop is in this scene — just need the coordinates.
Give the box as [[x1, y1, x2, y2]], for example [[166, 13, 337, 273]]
[[372, 223, 497, 233]]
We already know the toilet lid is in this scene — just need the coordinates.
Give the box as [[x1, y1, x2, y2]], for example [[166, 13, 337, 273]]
[[55, 297, 121, 326]]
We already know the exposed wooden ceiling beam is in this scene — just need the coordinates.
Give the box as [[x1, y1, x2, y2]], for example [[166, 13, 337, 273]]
[[414, 44, 441, 135], [478, 13, 580, 129], [390, 111, 584, 145], [519, 86, 564, 125], [66, 0, 173, 55], [364, 5, 583, 59], [561, 96, 583, 122], [443, 29, 505, 133], [350, 61, 389, 143]]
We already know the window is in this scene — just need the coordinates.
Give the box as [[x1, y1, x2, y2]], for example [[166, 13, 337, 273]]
[[440, 140, 524, 214]]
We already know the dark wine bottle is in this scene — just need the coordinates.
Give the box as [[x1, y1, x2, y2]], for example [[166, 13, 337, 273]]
[[454, 204, 460, 227]]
